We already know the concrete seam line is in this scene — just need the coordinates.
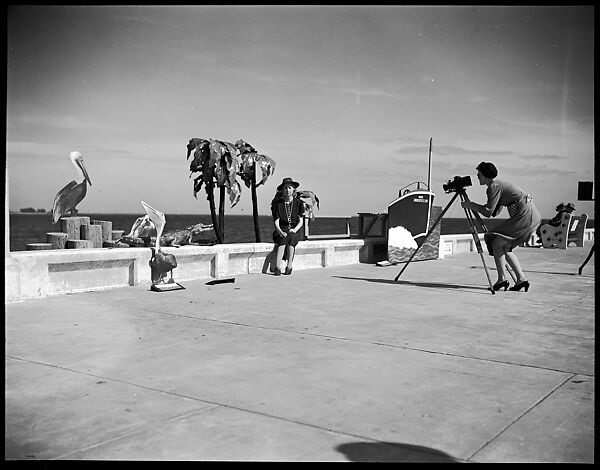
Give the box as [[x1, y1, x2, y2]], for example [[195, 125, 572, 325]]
[[464, 373, 577, 462]]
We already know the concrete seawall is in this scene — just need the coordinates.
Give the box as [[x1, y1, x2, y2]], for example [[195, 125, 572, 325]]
[[5, 230, 594, 303]]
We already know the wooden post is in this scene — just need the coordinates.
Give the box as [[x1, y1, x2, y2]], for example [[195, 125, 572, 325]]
[[91, 220, 113, 242], [81, 224, 103, 248], [111, 230, 125, 240], [66, 239, 93, 249], [59, 216, 90, 240], [46, 232, 69, 249], [26, 243, 53, 251]]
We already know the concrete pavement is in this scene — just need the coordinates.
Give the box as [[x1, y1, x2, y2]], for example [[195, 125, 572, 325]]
[[5, 246, 595, 461]]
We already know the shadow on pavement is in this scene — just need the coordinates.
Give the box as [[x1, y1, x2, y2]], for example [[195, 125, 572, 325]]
[[332, 275, 491, 293], [335, 441, 460, 462], [468, 265, 581, 276]]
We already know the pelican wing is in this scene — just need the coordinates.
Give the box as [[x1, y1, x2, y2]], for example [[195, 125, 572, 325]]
[[51, 180, 78, 223]]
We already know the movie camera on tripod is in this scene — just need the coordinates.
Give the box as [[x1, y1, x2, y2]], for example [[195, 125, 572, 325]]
[[395, 173, 503, 293], [442, 175, 472, 193]]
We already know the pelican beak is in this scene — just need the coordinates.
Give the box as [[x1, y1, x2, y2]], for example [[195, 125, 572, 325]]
[[76, 157, 92, 186]]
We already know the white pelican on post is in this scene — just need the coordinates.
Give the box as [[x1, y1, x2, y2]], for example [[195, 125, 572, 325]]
[[51, 151, 92, 223]]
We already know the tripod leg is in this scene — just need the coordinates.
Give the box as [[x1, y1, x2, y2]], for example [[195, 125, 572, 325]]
[[459, 192, 495, 294], [461, 192, 517, 283], [394, 191, 461, 281]]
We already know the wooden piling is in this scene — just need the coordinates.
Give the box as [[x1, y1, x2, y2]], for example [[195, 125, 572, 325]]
[[66, 239, 93, 249], [46, 232, 69, 249], [26, 243, 53, 251], [91, 220, 113, 242], [81, 224, 103, 248], [111, 230, 125, 240], [59, 216, 91, 240]]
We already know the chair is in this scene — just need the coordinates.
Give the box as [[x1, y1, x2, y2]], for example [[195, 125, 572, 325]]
[[567, 213, 588, 247]]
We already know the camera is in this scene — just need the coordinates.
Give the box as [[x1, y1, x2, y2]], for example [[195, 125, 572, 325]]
[[443, 175, 472, 193]]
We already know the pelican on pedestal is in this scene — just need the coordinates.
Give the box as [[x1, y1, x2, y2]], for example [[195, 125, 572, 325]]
[[51, 151, 92, 224]]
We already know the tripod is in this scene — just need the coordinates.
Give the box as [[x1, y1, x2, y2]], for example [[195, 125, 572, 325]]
[[394, 187, 513, 294]]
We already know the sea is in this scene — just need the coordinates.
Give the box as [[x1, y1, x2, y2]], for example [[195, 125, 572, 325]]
[[8, 212, 594, 252]]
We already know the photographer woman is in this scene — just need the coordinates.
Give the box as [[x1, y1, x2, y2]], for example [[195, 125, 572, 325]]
[[461, 162, 542, 292]]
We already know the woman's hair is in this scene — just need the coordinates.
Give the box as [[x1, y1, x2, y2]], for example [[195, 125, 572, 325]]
[[476, 162, 498, 179]]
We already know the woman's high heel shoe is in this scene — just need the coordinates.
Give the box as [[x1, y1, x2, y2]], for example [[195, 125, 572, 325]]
[[491, 280, 510, 292], [509, 280, 530, 292]]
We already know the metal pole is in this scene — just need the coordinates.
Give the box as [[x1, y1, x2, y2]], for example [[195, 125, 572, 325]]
[[427, 138, 432, 191]]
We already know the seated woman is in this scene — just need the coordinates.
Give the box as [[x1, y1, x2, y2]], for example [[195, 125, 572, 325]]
[[461, 162, 542, 292], [271, 177, 305, 276]]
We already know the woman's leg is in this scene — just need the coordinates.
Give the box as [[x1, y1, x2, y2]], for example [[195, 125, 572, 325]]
[[492, 238, 508, 283], [286, 245, 295, 268], [275, 245, 286, 270], [504, 251, 527, 283]]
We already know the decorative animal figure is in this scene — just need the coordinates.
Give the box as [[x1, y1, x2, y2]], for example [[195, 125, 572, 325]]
[[126, 215, 157, 239], [160, 223, 214, 246], [51, 151, 92, 223], [296, 190, 320, 222], [539, 212, 572, 249]]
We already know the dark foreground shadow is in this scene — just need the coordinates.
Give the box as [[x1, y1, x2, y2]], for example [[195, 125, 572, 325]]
[[332, 275, 491, 293], [336, 441, 460, 462]]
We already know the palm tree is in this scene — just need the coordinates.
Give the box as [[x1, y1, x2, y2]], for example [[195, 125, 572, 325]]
[[235, 140, 276, 242], [187, 138, 242, 244]]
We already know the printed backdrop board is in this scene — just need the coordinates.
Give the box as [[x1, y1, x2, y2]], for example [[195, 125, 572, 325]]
[[386, 190, 441, 263]]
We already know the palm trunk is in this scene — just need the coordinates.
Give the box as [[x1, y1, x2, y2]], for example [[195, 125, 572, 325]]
[[218, 185, 226, 243], [251, 163, 261, 242], [207, 182, 222, 244]]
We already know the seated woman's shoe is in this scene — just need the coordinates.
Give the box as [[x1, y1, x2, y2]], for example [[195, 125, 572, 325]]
[[284, 267, 293, 275], [490, 280, 510, 292], [509, 280, 530, 292]]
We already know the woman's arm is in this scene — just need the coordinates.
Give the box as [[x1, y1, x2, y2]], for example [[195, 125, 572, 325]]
[[274, 218, 286, 237], [290, 217, 303, 233], [467, 201, 493, 218]]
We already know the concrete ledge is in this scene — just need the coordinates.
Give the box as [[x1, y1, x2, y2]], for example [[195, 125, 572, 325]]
[[5, 229, 593, 302], [4, 238, 380, 302], [438, 229, 594, 258]]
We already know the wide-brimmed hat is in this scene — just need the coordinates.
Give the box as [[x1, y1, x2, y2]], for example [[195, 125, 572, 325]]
[[565, 202, 576, 213], [277, 177, 300, 191]]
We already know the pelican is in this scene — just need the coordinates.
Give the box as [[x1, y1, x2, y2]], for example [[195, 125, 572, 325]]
[[141, 201, 178, 285], [51, 151, 92, 223], [141, 201, 165, 251]]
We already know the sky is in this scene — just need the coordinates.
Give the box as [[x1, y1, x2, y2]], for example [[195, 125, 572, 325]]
[[6, 5, 595, 220]]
